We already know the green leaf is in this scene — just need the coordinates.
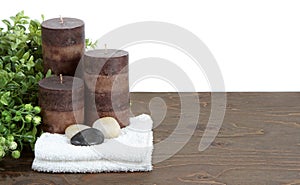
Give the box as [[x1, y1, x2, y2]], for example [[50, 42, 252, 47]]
[[9, 16, 15, 23], [11, 43, 18, 50], [17, 25, 26, 31], [31, 127, 37, 135], [35, 72, 43, 81], [10, 56, 18, 62], [16, 49, 25, 59], [28, 75, 36, 84], [2, 19, 11, 29], [45, 69, 52, 78], [0, 125, 7, 133], [34, 58, 43, 72], [0, 92, 11, 106], [22, 51, 30, 60], [23, 133, 34, 143], [0, 71, 8, 88], [2, 56, 10, 63], [7, 81, 20, 89], [14, 71, 25, 81]]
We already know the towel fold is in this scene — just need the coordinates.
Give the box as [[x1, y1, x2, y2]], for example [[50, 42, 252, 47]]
[[32, 114, 153, 173]]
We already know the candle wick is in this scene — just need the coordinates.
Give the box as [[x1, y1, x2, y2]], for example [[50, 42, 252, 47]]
[[60, 74, 63, 84], [59, 15, 63, 24], [104, 44, 107, 54]]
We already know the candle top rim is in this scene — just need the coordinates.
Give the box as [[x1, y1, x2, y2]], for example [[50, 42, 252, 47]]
[[85, 49, 128, 58], [42, 17, 84, 30], [39, 76, 83, 90]]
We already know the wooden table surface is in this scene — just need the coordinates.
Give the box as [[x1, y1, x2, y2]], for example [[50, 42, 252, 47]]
[[1, 92, 300, 185]]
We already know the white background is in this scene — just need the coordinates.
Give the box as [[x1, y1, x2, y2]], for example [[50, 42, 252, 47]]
[[1, 0, 300, 92]]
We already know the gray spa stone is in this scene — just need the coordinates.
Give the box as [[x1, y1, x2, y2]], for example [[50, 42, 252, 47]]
[[70, 128, 104, 146]]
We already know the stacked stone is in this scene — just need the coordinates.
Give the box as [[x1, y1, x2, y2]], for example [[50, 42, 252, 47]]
[[83, 49, 129, 127]]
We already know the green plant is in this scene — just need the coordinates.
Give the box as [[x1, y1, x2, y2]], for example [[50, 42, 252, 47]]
[[0, 11, 46, 159], [86, 38, 98, 49]]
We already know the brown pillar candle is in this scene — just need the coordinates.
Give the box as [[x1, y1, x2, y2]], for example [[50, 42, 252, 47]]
[[83, 49, 129, 127], [39, 76, 84, 133], [41, 17, 85, 76]]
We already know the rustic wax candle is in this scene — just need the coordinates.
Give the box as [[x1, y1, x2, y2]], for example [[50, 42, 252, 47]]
[[83, 49, 129, 127], [38, 76, 84, 133], [41, 17, 85, 76]]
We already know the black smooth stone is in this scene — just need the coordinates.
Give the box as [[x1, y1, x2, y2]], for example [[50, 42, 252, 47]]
[[70, 128, 104, 146]]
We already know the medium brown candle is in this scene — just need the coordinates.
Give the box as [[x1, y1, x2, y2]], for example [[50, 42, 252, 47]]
[[38, 76, 84, 133], [83, 49, 129, 127], [41, 17, 85, 76]]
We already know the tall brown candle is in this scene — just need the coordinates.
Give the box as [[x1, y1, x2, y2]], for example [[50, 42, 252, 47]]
[[38, 76, 84, 133], [83, 49, 129, 127], [41, 17, 85, 76]]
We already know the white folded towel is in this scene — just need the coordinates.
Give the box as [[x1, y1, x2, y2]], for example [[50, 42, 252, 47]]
[[32, 114, 153, 173]]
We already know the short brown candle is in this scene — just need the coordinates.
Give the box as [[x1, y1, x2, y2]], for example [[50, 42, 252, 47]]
[[41, 17, 85, 76], [39, 76, 84, 133], [83, 49, 129, 127]]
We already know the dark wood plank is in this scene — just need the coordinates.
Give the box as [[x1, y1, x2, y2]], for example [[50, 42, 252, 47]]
[[1, 92, 300, 185]]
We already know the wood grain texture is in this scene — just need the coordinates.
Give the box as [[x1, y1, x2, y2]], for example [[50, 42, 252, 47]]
[[1, 92, 300, 185]]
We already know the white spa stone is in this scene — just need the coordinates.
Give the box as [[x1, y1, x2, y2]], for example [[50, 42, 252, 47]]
[[65, 124, 90, 139], [92, 117, 121, 139]]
